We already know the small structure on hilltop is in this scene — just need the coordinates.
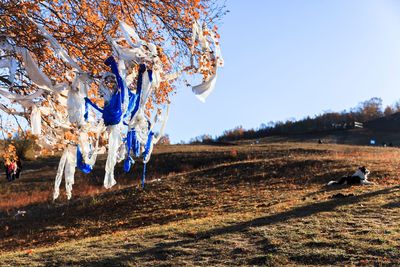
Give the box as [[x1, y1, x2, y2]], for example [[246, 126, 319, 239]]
[[370, 139, 376, 145]]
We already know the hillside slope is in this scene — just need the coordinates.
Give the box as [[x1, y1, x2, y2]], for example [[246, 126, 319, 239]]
[[0, 143, 400, 266], [252, 128, 400, 146], [229, 112, 400, 146], [249, 113, 400, 146]]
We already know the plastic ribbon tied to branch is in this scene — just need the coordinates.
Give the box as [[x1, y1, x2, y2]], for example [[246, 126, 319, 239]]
[[0, 19, 223, 200]]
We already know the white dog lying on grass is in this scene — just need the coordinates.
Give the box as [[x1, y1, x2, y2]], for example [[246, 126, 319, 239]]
[[327, 166, 374, 186]]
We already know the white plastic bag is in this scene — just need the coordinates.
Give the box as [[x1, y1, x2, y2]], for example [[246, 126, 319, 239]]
[[30, 105, 41, 135], [104, 125, 121, 189], [192, 72, 218, 103], [53, 145, 77, 200], [67, 89, 85, 126]]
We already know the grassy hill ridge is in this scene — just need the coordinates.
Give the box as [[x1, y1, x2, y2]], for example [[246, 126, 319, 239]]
[[233, 112, 400, 147]]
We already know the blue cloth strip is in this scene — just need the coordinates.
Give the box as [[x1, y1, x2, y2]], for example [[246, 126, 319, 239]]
[[84, 97, 104, 113], [142, 130, 154, 160], [103, 56, 124, 126], [76, 145, 93, 174], [130, 64, 146, 120], [123, 156, 134, 173], [133, 130, 140, 157], [124, 91, 137, 119], [147, 69, 153, 82], [124, 129, 140, 172], [124, 64, 147, 171], [84, 97, 103, 120], [102, 91, 122, 126], [142, 163, 146, 188], [104, 57, 126, 101]]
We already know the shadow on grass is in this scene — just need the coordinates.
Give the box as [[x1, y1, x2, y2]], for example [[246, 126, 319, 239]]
[[74, 185, 400, 266], [302, 182, 378, 199], [382, 201, 400, 209]]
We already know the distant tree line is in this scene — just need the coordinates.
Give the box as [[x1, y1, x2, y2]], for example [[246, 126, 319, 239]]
[[188, 97, 400, 144]]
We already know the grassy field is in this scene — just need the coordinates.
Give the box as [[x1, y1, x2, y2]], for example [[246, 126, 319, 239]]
[[0, 142, 400, 266]]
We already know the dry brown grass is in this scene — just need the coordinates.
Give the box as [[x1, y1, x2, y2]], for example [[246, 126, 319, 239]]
[[0, 142, 400, 266]]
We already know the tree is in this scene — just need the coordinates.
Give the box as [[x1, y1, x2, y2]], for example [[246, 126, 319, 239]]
[[384, 105, 395, 117], [357, 97, 383, 121], [0, 1, 226, 198], [259, 123, 267, 130], [392, 100, 400, 113], [158, 134, 170, 145], [1, 0, 226, 103], [0, 0, 225, 153]]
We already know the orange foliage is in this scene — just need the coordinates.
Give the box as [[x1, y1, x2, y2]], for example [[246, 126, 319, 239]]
[[1, 0, 225, 106], [3, 143, 18, 164]]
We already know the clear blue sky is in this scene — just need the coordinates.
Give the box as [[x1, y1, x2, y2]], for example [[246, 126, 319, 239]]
[[167, 0, 400, 143]]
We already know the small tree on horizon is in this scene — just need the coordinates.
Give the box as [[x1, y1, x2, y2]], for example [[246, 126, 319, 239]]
[[384, 105, 395, 117]]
